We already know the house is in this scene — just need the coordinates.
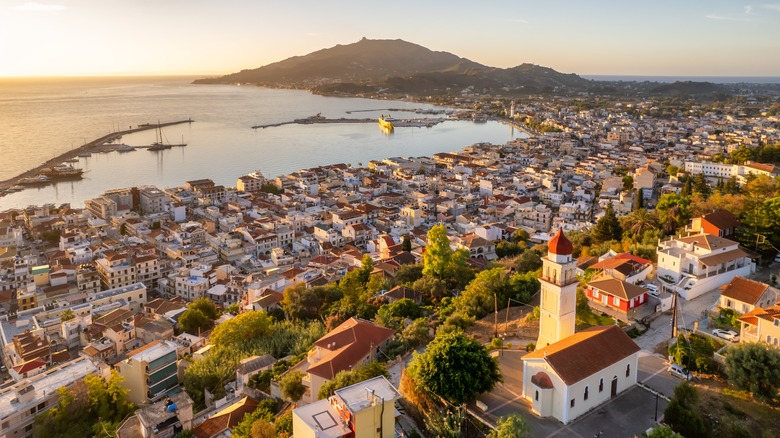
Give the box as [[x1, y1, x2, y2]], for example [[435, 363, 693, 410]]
[[586, 253, 653, 284], [293, 375, 400, 438], [522, 325, 640, 424], [116, 391, 194, 438], [687, 210, 738, 238], [235, 354, 276, 396], [656, 234, 755, 300], [276, 317, 395, 405], [719, 276, 779, 314], [381, 285, 422, 304], [738, 304, 780, 348], [192, 396, 259, 438], [585, 276, 648, 322], [523, 230, 641, 424], [9, 358, 47, 382]]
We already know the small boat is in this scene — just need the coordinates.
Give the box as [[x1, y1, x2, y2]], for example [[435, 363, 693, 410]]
[[6, 186, 24, 193], [18, 175, 52, 186], [78, 151, 92, 157], [116, 144, 136, 153], [146, 123, 185, 151], [64, 158, 79, 163]]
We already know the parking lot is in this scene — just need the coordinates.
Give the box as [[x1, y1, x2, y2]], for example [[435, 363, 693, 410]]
[[474, 350, 678, 437]]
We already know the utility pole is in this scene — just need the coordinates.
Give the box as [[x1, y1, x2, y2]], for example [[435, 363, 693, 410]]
[[671, 289, 678, 339], [494, 293, 498, 339]]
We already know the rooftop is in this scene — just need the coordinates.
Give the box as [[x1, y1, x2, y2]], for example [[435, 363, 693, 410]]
[[293, 399, 352, 438], [334, 375, 400, 414]]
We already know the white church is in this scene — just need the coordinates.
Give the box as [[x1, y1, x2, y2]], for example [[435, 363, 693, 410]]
[[521, 229, 641, 424]]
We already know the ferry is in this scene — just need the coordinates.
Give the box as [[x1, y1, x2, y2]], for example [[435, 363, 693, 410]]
[[378, 115, 395, 130], [40, 164, 85, 180], [18, 175, 52, 186]]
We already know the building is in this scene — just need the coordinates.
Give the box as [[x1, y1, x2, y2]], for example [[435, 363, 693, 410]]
[[293, 376, 400, 438], [522, 230, 641, 424], [686, 210, 738, 238], [537, 229, 577, 348], [656, 234, 755, 300], [718, 276, 779, 314], [278, 318, 394, 405], [116, 391, 193, 438], [116, 340, 179, 406], [738, 304, 780, 347], [585, 276, 648, 322], [0, 358, 97, 438], [95, 253, 137, 290], [192, 396, 259, 438]]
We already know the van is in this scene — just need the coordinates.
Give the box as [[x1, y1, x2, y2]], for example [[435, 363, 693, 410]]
[[668, 364, 691, 380], [645, 284, 659, 297]]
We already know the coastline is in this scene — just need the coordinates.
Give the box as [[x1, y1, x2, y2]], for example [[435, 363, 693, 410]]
[[0, 119, 193, 194]]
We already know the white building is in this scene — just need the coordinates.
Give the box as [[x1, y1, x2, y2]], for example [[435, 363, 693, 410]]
[[656, 234, 755, 300], [522, 230, 640, 424]]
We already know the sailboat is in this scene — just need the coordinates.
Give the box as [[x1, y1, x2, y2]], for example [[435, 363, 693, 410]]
[[147, 122, 186, 151]]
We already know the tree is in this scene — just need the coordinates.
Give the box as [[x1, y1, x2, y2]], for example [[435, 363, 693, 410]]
[[189, 298, 219, 320], [231, 399, 276, 438], [656, 193, 691, 235], [592, 202, 623, 243], [514, 249, 542, 273], [395, 264, 424, 286], [622, 175, 634, 192], [281, 283, 342, 321], [422, 224, 470, 286], [179, 309, 212, 335], [407, 331, 501, 404], [250, 420, 276, 438], [512, 229, 530, 243], [620, 208, 658, 238], [633, 190, 644, 210], [412, 275, 449, 304], [317, 361, 389, 399], [725, 342, 780, 402], [279, 370, 306, 404], [664, 383, 707, 437], [455, 267, 511, 318], [402, 235, 412, 252], [209, 310, 273, 347], [487, 414, 530, 438], [60, 309, 75, 322]]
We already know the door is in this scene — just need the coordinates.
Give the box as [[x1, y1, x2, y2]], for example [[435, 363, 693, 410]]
[[611, 376, 618, 398]]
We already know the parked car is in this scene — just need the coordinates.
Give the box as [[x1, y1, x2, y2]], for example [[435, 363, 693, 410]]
[[774, 253, 780, 263], [712, 328, 739, 342], [668, 363, 692, 380], [645, 284, 659, 297]]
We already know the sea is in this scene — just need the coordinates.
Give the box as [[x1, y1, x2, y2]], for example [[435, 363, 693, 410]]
[[0, 76, 527, 210]]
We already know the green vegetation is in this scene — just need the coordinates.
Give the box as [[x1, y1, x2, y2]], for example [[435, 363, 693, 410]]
[[279, 370, 306, 404], [260, 183, 282, 194], [230, 398, 278, 438], [422, 224, 473, 288], [664, 383, 708, 437], [317, 361, 389, 399], [487, 414, 530, 438], [406, 331, 501, 404], [668, 333, 723, 373], [34, 370, 135, 438], [182, 312, 324, 408], [725, 342, 780, 403]]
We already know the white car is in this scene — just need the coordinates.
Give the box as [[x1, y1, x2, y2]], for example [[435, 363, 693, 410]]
[[645, 284, 659, 297], [668, 364, 692, 380], [712, 329, 739, 342], [774, 253, 780, 263]]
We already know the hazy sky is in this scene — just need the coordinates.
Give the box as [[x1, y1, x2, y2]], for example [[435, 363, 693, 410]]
[[1, 0, 779, 77]]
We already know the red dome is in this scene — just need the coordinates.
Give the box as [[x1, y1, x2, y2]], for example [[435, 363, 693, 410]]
[[548, 229, 573, 255]]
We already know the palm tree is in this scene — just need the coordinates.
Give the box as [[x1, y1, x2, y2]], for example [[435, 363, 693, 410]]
[[622, 208, 659, 238]]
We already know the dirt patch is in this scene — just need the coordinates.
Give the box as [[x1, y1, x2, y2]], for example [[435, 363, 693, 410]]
[[466, 306, 538, 344], [688, 379, 780, 438]]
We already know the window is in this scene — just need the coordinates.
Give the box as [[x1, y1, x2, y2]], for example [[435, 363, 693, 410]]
[[535, 391, 539, 401], [774, 319, 779, 327], [768, 335, 772, 343], [613, 296, 620, 306], [584, 386, 589, 401], [626, 363, 631, 377], [570, 398, 575, 408], [599, 378, 604, 392]]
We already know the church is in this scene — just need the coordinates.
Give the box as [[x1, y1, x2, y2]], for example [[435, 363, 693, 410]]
[[521, 229, 640, 424]]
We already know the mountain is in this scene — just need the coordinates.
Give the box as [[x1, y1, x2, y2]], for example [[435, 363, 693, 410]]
[[194, 38, 590, 95]]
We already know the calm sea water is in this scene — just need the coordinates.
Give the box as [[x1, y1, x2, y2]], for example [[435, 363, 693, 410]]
[[0, 76, 524, 210]]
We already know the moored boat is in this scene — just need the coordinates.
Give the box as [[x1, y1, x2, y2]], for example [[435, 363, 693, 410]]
[[40, 164, 85, 180], [18, 175, 52, 186], [378, 115, 395, 130]]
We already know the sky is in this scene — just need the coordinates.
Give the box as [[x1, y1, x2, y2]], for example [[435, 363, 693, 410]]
[[1, 0, 779, 77]]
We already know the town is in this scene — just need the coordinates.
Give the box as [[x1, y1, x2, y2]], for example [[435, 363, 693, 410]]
[[1, 94, 780, 438]]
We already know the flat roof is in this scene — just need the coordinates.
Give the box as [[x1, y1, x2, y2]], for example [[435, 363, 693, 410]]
[[293, 399, 352, 438], [0, 357, 97, 420], [334, 376, 400, 414]]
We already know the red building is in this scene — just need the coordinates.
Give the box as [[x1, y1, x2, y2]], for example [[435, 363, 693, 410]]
[[586, 277, 648, 321], [687, 209, 738, 238]]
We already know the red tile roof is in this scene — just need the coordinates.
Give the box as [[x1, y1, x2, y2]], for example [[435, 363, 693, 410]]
[[720, 276, 772, 305], [524, 325, 640, 385], [308, 318, 395, 380], [548, 229, 573, 255]]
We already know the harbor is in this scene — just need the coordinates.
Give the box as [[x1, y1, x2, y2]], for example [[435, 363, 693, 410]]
[[0, 119, 193, 195], [251, 113, 446, 130]]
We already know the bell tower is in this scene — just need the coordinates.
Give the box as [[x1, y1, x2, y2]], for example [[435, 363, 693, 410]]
[[536, 229, 578, 348]]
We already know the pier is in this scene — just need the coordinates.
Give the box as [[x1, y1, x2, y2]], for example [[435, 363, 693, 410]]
[[252, 115, 374, 129], [0, 119, 193, 193]]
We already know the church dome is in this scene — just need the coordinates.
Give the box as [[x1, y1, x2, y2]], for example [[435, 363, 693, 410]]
[[548, 229, 573, 255]]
